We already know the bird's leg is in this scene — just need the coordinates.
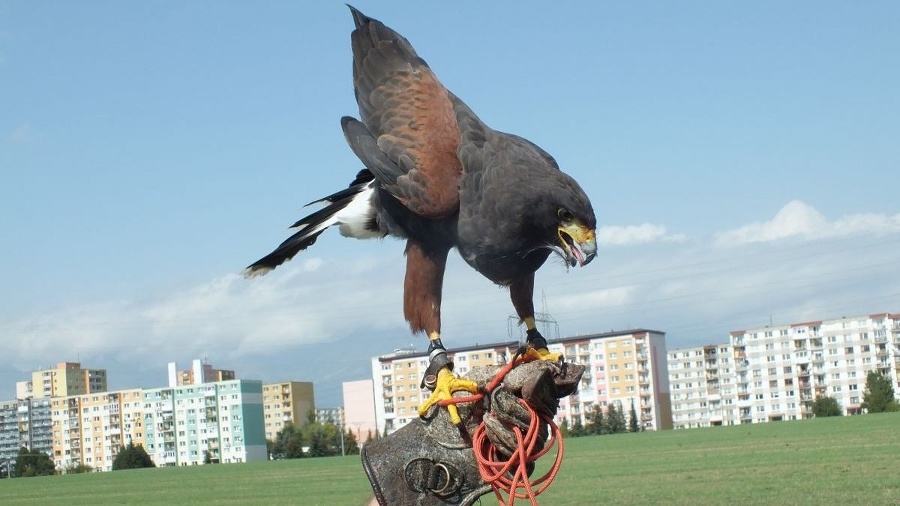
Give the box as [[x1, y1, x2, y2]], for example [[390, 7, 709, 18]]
[[417, 332, 479, 425], [420, 332, 451, 390], [511, 276, 562, 362], [522, 317, 562, 362], [403, 241, 478, 424]]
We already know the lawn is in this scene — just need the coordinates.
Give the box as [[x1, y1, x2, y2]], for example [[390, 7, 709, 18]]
[[2, 413, 898, 505]]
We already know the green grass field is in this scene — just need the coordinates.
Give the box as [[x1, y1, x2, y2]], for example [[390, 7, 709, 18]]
[[2, 413, 898, 505]]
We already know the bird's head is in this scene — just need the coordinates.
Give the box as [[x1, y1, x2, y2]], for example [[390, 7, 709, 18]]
[[529, 171, 597, 268], [556, 204, 597, 267]]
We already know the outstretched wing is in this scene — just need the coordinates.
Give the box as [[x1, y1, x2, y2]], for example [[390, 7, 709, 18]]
[[344, 6, 464, 219]]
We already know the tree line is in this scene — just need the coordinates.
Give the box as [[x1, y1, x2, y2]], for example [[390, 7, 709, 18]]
[[561, 400, 641, 437], [267, 412, 363, 459]]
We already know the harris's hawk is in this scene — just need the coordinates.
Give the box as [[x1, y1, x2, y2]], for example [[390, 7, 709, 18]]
[[245, 6, 596, 423]]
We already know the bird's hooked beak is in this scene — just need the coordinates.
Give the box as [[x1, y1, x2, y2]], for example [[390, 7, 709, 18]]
[[557, 223, 597, 267]]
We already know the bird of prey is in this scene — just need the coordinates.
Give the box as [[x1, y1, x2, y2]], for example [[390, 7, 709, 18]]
[[245, 6, 597, 422]]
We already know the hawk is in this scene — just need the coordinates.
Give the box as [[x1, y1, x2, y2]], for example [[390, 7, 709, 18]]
[[246, 6, 596, 421]]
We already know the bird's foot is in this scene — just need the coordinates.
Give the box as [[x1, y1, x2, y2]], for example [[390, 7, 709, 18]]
[[417, 368, 480, 425], [521, 328, 563, 362], [522, 346, 563, 363]]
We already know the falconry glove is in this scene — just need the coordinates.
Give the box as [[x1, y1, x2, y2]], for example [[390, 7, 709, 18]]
[[361, 359, 584, 505]]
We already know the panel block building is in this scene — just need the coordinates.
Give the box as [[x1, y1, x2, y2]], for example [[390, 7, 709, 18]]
[[550, 330, 673, 431], [669, 312, 900, 428], [167, 359, 236, 387], [16, 362, 107, 399], [142, 379, 266, 466], [262, 381, 315, 440], [48, 388, 144, 472], [342, 379, 377, 442], [0, 397, 52, 466]]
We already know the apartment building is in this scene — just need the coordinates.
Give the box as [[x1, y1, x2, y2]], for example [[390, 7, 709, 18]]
[[342, 379, 377, 442], [371, 330, 673, 435], [48, 388, 144, 472], [0, 397, 52, 465], [142, 380, 266, 466], [167, 359, 236, 387], [668, 344, 737, 429], [16, 362, 107, 399], [262, 381, 315, 440], [669, 312, 900, 428], [316, 407, 344, 426], [549, 330, 673, 431]]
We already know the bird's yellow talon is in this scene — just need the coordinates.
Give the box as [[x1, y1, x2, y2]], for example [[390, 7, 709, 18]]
[[417, 368, 479, 424], [523, 347, 562, 363]]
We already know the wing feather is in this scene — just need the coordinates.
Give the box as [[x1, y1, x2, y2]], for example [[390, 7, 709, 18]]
[[345, 6, 464, 219]]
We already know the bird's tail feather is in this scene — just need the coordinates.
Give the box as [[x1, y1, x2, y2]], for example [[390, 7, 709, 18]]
[[243, 171, 379, 277]]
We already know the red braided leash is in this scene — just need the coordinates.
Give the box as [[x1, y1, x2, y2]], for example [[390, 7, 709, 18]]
[[438, 355, 565, 506]]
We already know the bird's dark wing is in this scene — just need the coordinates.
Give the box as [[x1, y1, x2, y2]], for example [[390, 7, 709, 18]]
[[344, 6, 463, 219]]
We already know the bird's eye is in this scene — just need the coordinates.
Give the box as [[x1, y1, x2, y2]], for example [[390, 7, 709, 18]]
[[557, 208, 574, 222]]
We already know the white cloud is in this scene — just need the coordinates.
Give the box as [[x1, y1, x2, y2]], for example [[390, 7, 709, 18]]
[[598, 223, 686, 246], [715, 200, 900, 246], [302, 258, 323, 272], [552, 286, 633, 313], [7, 124, 35, 145], [1, 257, 407, 370]]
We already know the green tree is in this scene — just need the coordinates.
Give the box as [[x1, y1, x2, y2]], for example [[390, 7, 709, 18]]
[[811, 395, 842, 417], [112, 441, 155, 470], [203, 450, 219, 464], [586, 405, 605, 435], [861, 371, 899, 413], [558, 418, 570, 438], [13, 447, 55, 477], [628, 399, 640, 432], [343, 428, 360, 455], [307, 427, 330, 457], [570, 417, 586, 437], [64, 462, 93, 474], [605, 403, 626, 434], [272, 423, 305, 459]]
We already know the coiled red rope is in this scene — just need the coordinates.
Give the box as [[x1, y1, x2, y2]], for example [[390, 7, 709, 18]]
[[438, 355, 564, 505]]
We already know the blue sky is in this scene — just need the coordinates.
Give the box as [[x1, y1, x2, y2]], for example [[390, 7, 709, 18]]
[[2, 1, 899, 406]]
